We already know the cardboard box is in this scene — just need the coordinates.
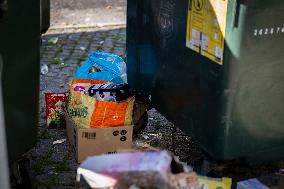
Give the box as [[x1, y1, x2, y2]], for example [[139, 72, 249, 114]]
[[66, 115, 133, 162]]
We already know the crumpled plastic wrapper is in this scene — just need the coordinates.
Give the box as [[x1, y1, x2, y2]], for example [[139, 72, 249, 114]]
[[113, 171, 169, 189], [77, 150, 200, 189], [113, 171, 199, 189]]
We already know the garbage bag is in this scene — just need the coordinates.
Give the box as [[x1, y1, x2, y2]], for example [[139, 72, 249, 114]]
[[66, 80, 134, 128], [74, 51, 127, 84]]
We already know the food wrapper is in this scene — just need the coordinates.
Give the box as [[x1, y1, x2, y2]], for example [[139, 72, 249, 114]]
[[45, 92, 68, 128], [169, 172, 199, 189], [198, 176, 232, 189], [67, 80, 134, 129], [72, 79, 108, 95]]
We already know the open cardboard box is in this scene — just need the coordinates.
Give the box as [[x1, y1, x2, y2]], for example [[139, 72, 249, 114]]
[[66, 115, 133, 163]]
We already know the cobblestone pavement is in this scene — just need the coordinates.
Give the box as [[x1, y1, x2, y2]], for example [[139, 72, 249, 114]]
[[31, 25, 204, 188]]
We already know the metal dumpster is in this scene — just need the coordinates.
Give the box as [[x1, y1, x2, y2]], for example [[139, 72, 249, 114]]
[[0, 0, 40, 167], [127, 0, 284, 161]]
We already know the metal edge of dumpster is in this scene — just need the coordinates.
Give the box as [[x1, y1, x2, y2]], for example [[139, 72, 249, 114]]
[[41, 0, 50, 34], [0, 54, 10, 189]]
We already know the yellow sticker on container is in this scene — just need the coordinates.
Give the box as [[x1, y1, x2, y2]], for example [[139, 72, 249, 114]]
[[186, 0, 228, 65]]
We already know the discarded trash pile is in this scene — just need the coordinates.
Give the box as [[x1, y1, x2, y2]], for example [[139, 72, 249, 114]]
[[44, 51, 134, 160], [44, 51, 284, 189]]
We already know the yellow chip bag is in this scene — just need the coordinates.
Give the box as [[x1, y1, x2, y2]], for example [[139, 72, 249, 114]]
[[198, 176, 232, 189]]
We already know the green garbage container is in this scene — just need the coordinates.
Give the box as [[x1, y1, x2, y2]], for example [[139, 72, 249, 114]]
[[127, 0, 284, 161], [0, 0, 40, 165]]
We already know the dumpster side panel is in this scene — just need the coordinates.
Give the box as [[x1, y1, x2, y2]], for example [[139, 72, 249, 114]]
[[0, 0, 40, 163], [222, 0, 284, 160], [127, 0, 284, 161], [127, 0, 223, 155]]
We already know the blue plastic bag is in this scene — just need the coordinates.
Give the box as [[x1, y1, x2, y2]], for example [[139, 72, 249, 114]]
[[74, 51, 127, 84]]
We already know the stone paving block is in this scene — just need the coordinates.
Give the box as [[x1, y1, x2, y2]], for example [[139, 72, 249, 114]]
[[114, 42, 126, 47], [89, 42, 101, 47], [93, 37, 105, 41], [62, 46, 74, 51], [59, 51, 72, 57], [65, 59, 79, 65], [101, 47, 112, 53], [109, 29, 120, 35], [80, 34, 93, 40], [113, 49, 125, 56], [76, 42, 90, 47]]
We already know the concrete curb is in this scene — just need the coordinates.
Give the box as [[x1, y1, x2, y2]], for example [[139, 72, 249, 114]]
[[49, 22, 126, 30]]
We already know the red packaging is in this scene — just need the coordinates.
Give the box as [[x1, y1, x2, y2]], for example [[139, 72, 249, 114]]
[[45, 92, 68, 128]]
